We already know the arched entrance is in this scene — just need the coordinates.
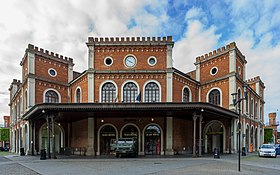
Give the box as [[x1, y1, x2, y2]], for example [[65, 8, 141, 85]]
[[40, 123, 64, 153], [121, 124, 139, 154], [245, 125, 249, 151], [144, 125, 161, 155], [255, 127, 258, 151], [99, 125, 117, 155], [204, 120, 225, 153]]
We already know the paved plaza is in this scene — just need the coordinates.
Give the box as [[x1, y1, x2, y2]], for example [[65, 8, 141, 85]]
[[1, 153, 280, 175]]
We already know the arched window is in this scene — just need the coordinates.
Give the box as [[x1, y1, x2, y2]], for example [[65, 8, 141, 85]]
[[45, 90, 59, 103], [101, 82, 116, 102], [182, 87, 190, 102], [76, 88, 81, 103], [24, 91, 28, 109], [238, 89, 242, 111], [144, 82, 159, 102], [208, 89, 220, 106], [123, 82, 138, 102]]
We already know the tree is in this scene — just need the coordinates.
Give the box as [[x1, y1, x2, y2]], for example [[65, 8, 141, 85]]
[[264, 128, 273, 144], [0, 128, 10, 141]]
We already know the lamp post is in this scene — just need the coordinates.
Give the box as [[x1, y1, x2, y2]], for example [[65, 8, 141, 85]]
[[231, 88, 248, 172]]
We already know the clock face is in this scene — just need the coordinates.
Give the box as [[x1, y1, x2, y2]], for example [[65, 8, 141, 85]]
[[125, 56, 136, 67]]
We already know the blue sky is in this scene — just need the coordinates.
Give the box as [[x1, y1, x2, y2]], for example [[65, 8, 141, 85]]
[[0, 0, 279, 129]]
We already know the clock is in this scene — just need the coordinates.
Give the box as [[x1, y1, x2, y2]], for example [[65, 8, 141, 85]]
[[124, 56, 136, 68]]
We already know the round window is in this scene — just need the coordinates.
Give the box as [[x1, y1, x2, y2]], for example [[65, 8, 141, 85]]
[[210, 67, 218, 75], [148, 57, 157, 66], [104, 57, 113, 66], [48, 68, 57, 77]]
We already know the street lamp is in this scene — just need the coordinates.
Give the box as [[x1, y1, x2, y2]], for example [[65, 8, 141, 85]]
[[231, 87, 248, 172]]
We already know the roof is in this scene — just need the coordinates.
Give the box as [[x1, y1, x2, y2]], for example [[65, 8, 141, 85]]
[[22, 102, 238, 122]]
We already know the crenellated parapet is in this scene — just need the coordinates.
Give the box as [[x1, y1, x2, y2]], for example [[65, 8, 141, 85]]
[[26, 44, 74, 65], [195, 42, 236, 63], [246, 76, 260, 84], [87, 36, 174, 46]]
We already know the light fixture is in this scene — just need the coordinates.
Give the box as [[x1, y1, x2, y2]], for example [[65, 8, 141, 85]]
[[151, 118, 154, 122], [101, 119, 104, 123]]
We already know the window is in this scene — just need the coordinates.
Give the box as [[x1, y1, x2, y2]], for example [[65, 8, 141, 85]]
[[144, 82, 159, 102], [208, 89, 220, 106], [123, 82, 138, 102], [48, 68, 57, 77], [182, 87, 190, 102], [76, 88, 81, 103], [148, 56, 157, 66], [101, 82, 116, 102], [104, 57, 113, 66], [238, 89, 241, 111], [210, 67, 218, 75], [24, 91, 28, 109], [249, 99, 254, 118], [45, 90, 59, 103]]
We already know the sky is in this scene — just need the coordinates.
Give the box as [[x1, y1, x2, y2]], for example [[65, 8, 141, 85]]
[[0, 0, 279, 129]]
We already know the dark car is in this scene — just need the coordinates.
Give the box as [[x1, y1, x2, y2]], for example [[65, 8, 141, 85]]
[[275, 144, 280, 155], [0, 147, 9, 152]]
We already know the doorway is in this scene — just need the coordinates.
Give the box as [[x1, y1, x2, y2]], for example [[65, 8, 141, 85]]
[[99, 125, 116, 155], [144, 125, 161, 155]]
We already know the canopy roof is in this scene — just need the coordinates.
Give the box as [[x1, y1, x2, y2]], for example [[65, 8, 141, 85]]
[[22, 102, 238, 123]]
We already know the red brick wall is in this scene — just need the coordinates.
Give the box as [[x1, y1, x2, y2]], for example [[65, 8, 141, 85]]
[[173, 118, 193, 152], [199, 53, 229, 83], [22, 55, 28, 80], [71, 119, 88, 147], [172, 74, 199, 102], [70, 74, 88, 103], [200, 79, 229, 108], [35, 55, 69, 84], [94, 46, 167, 71], [35, 80, 68, 104], [94, 73, 166, 102], [236, 55, 244, 80]]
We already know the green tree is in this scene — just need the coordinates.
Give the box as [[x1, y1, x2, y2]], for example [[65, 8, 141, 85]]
[[0, 128, 10, 141], [264, 128, 273, 144]]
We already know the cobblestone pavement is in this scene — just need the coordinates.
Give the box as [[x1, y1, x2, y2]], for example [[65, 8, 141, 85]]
[[1, 153, 280, 175], [0, 156, 40, 175]]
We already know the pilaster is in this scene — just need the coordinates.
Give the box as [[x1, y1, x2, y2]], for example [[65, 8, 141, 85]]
[[165, 117, 174, 155], [88, 73, 94, 102], [88, 46, 94, 69], [87, 118, 95, 156]]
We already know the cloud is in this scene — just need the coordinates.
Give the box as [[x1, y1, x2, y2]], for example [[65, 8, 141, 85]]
[[173, 15, 221, 72]]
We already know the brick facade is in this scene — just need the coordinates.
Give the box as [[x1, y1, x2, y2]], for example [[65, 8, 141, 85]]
[[9, 36, 265, 156]]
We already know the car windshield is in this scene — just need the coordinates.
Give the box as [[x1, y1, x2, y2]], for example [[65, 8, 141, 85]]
[[261, 145, 274, 149]]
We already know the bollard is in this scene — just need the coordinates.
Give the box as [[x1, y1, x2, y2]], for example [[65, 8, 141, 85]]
[[214, 148, 220, 159], [40, 149, 46, 160], [20, 148, 25, 156], [242, 147, 246, 156]]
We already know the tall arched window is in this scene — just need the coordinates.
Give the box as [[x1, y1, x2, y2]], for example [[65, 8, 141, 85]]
[[24, 91, 28, 109], [45, 90, 59, 103], [76, 88, 81, 103], [145, 82, 159, 102], [208, 89, 220, 106], [101, 82, 116, 102], [123, 82, 138, 102], [182, 87, 190, 102], [238, 89, 241, 111]]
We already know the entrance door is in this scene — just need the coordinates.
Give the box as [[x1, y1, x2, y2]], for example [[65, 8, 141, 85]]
[[100, 125, 116, 155], [40, 124, 63, 153], [144, 125, 161, 155], [205, 121, 224, 153], [122, 125, 139, 153]]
